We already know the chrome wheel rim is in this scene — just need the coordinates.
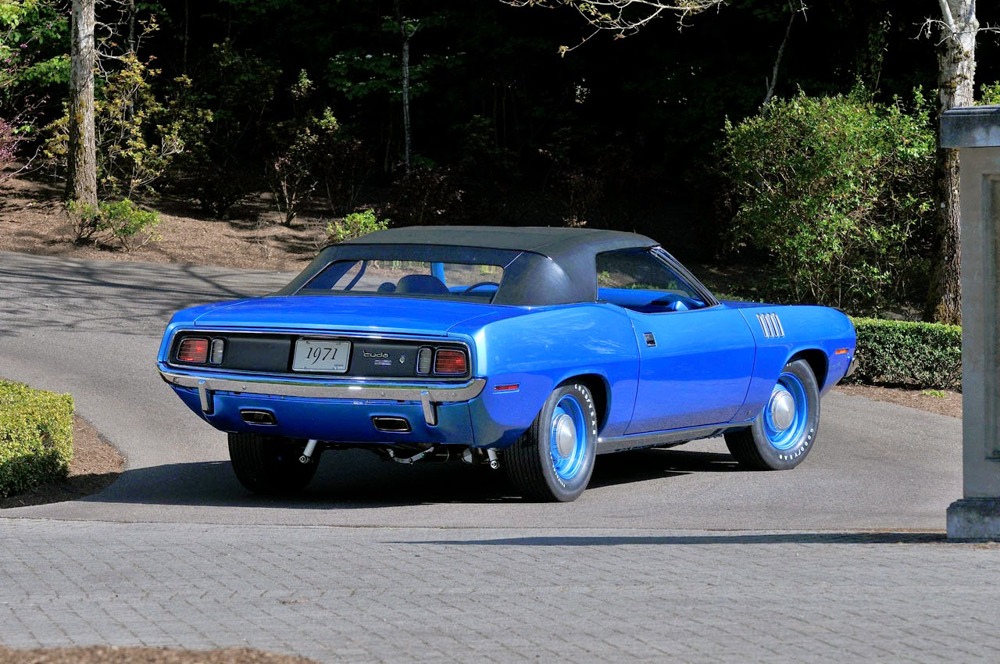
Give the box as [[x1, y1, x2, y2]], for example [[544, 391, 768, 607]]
[[763, 372, 808, 451], [549, 395, 587, 480]]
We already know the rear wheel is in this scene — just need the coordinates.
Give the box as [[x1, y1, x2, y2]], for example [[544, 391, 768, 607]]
[[505, 383, 598, 502], [725, 359, 820, 470], [228, 432, 319, 495]]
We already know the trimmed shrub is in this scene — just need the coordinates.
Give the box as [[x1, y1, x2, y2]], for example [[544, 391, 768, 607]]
[[847, 318, 962, 391], [0, 380, 74, 499]]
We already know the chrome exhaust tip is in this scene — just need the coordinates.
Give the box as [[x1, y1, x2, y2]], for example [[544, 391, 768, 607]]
[[240, 409, 276, 426], [371, 416, 411, 433]]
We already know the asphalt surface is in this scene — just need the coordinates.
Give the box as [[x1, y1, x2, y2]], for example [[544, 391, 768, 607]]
[[1, 250, 994, 663]]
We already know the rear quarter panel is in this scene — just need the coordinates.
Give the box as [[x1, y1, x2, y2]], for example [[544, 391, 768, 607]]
[[452, 303, 640, 447]]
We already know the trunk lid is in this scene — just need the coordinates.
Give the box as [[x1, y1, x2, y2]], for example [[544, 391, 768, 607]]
[[189, 295, 512, 337]]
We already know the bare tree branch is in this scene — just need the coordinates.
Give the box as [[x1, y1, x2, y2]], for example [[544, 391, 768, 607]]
[[505, 0, 807, 55], [938, 0, 957, 33], [502, 0, 727, 37], [763, 3, 805, 109]]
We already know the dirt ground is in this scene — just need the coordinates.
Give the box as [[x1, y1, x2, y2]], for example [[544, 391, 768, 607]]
[[0, 171, 963, 660], [0, 173, 327, 273], [834, 383, 962, 419]]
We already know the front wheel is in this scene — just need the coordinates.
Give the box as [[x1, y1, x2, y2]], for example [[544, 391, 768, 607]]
[[724, 359, 820, 471], [505, 383, 598, 502], [228, 433, 319, 495]]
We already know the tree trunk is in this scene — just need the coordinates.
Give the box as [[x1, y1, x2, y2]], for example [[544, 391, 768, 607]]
[[926, 0, 978, 325], [396, 1, 413, 174], [401, 34, 411, 173], [127, 0, 137, 55], [66, 0, 97, 208]]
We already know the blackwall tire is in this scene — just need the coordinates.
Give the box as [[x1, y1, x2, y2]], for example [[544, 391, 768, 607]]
[[505, 383, 598, 502], [228, 432, 319, 495]]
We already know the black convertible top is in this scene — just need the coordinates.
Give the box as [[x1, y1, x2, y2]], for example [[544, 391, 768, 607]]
[[281, 226, 660, 306], [347, 226, 655, 257]]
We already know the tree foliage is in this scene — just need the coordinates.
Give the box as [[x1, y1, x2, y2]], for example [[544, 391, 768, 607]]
[[3, 0, 999, 315], [48, 16, 193, 200], [720, 88, 936, 314], [0, 0, 69, 114], [268, 73, 343, 226]]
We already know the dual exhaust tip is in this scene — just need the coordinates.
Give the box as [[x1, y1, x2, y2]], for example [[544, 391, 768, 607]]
[[240, 409, 411, 434], [370, 416, 411, 433], [240, 409, 276, 426]]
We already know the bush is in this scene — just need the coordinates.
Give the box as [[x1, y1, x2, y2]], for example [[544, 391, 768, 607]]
[[326, 209, 389, 243], [386, 165, 464, 226], [270, 105, 342, 226], [0, 380, 74, 499], [846, 318, 962, 391], [176, 40, 278, 219], [97, 198, 161, 251], [719, 88, 936, 314], [70, 198, 161, 251]]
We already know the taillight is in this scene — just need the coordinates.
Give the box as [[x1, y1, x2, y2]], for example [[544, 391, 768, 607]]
[[177, 337, 209, 363], [434, 349, 467, 375]]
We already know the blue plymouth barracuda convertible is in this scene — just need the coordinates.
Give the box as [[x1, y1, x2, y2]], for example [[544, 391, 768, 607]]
[[158, 226, 856, 501]]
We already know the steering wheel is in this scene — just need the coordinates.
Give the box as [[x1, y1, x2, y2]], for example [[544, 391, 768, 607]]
[[462, 281, 500, 295]]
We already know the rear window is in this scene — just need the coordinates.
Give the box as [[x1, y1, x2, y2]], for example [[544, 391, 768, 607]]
[[297, 260, 505, 301]]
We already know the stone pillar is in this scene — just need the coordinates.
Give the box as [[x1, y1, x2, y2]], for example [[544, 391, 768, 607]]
[[941, 106, 1000, 540]]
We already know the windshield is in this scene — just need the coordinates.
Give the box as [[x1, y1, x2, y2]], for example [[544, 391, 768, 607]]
[[297, 259, 506, 302]]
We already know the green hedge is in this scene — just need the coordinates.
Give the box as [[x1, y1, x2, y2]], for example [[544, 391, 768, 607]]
[[0, 380, 74, 499], [846, 318, 962, 391]]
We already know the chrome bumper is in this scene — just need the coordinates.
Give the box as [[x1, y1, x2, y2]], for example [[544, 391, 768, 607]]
[[159, 369, 487, 425]]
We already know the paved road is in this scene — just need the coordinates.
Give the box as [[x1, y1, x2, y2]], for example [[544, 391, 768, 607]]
[[1, 250, 993, 663]]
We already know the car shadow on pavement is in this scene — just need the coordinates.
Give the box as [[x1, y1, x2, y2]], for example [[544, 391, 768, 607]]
[[396, 532, 948, 546], [589, 448, 738, 490], [80, 447, 737, 508], [80, 453, 509, 508]]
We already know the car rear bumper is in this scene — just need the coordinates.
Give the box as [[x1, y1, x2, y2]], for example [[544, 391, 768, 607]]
[[159, 367, 488, 443], [160, 368, 484, 416]]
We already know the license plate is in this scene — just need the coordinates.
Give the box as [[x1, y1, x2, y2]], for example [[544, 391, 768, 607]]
[[292, 339, 351, 373]]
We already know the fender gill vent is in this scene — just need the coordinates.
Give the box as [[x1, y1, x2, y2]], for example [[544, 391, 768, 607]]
[[756, 312, 786, 338]]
